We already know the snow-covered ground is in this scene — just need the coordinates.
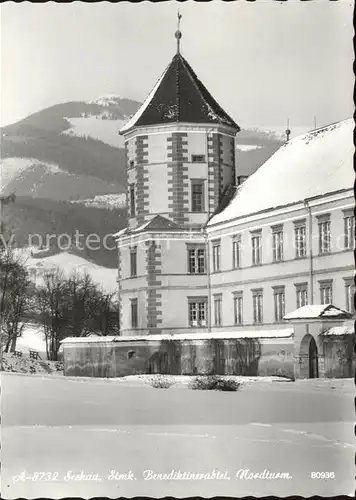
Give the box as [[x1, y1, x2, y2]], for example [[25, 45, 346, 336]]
[[0, 158, 67, 193], [62, 116, 127, 148], [15, 323, 46, 353], [71, 193, 126, 210]]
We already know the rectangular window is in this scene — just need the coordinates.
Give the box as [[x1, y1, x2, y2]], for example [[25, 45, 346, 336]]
[[130, 298, 138, 328], [233, 293, 243, 325], [273, 287, 285, 322], [188, 297, 207, 327], [318, 215, 331, 254], [130, 247, 137, 277], [212, 241, 221, 272], [251, 232, 262, 265], [129, 160, 134, 168], [187, 246, 206, 274], [344, 212, 355, 249], [191, 154, 206, 163], [272, 226, 284, 262], [344, 278, 355, 313], [295, 283, 308, 309], [252, 289, 263, 324], [191, 180, 205, 212], [295, 225, 307, 258], [319, 280, 333, 305], [232, 236, 241, 269], [214, 295, 222, 326], [129, 184, 136, 217]]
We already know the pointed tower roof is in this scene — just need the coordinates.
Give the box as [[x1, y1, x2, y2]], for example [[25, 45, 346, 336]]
[[120, 53, 240, 134]]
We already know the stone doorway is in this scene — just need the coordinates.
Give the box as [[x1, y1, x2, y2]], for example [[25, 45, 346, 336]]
[[308, 336, 319, 378], [299, 334, 319, 378]]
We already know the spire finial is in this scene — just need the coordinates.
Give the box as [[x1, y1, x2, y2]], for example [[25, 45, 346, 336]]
[[175, 11, 182, 54], [285, 118, 291, 142]]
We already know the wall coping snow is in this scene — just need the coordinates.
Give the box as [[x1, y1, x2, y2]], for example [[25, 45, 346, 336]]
[[61, 328, 294, 344]]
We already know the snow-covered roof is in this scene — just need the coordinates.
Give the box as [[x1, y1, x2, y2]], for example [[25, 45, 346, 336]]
[[284, 304, 352, 320], [61, 328, 293, 344], [322, 325, 354, 336], [209, 118, 354, 226], [120, 53, 239, 134], [113, 215, 183, 238]]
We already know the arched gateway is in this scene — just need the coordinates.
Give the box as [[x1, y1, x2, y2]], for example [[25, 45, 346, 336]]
[[284, 304, 353, 379], [299, 334, 319, 378]]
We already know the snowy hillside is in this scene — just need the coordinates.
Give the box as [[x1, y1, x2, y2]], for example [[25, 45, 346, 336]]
[[25, 251, 118, 294], [71, 193, 126, 210], [61, 95, 138, 148], [63, 116, 127, 148], [0, 158, 68, 194]]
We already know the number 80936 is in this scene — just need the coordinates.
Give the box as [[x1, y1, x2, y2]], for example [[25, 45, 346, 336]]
[[310, 472, 335, 479]]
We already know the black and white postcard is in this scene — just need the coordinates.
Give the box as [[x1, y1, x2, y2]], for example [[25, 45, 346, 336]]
[[1, 1, 354, 498]]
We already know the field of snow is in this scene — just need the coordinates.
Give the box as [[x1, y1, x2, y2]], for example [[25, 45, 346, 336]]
[[25, 251, 118, 294], [62, 116, 127, 148], [0, 158, 66, 193]]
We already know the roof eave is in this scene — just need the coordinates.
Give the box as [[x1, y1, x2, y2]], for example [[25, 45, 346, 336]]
[[120, 120, 239, 137]]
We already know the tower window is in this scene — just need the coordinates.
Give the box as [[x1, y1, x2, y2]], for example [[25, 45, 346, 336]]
[[191, 154, 206, 163], [191, 180, 205, 212], [129, 184, 136, 217], [130, 247, 137, 277], [130, 299, 138, 328]]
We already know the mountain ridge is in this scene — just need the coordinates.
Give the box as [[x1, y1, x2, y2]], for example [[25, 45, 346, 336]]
[[1, 96, 284, 267]]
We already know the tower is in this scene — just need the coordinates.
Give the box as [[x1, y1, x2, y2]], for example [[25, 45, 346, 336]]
[[115, 18, 240, 335]]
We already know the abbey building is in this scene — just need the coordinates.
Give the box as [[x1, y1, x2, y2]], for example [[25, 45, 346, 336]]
[[114, 39, 354, 339]]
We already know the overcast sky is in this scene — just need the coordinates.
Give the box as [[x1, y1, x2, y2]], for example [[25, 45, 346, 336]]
[[1, 1, 354, 131]]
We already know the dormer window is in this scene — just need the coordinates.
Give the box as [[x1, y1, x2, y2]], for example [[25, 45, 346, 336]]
[[191, 154, 206, 163]]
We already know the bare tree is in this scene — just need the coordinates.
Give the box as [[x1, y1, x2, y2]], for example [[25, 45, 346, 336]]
[[89, 288, 119, 336], [0, 247, 32, 352], [66, 271, 97, 337], [36, 268, 70, 361]]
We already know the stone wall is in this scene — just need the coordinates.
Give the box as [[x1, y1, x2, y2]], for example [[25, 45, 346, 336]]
[[63, 337, 294, 378]]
